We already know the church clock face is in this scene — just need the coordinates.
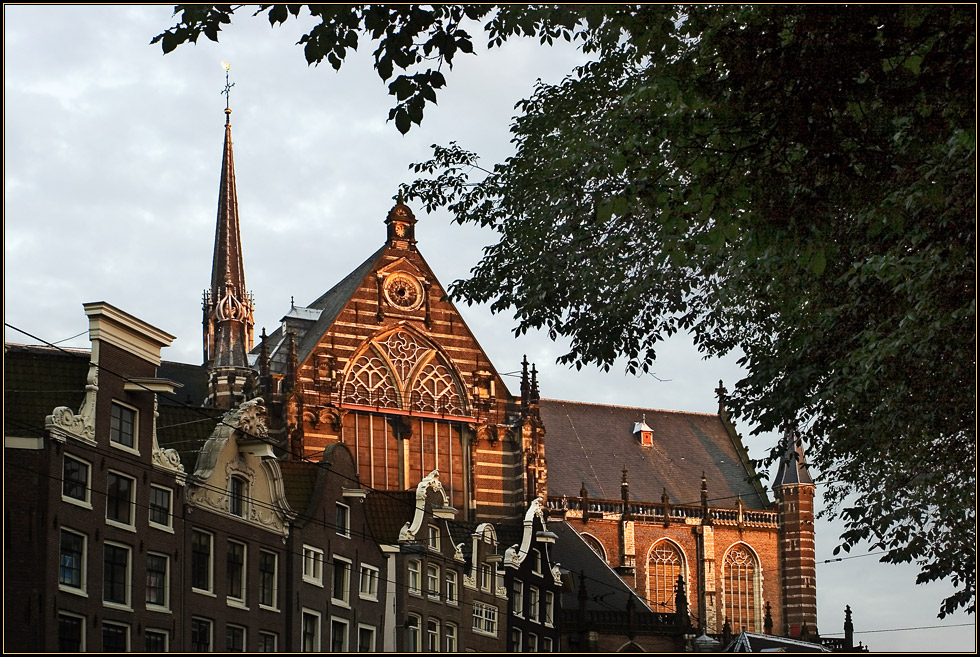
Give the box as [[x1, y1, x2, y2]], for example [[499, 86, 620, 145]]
[[384, 273, 423, 310]]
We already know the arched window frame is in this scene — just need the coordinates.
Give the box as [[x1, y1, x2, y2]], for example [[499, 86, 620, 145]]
[[722, 542, 763, 633], [646, 539, 688, 614]]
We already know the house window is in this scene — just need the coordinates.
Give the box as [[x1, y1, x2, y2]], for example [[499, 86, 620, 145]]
[[106, 471, 135, 527], [336, 503, 351, 537], [649, 540, 684, 613], [427, 619, 441, 652], [444, 623, 457, 652], [227, 540, 247, 603], [543, 636, 554, 652], [332, 556, 352, 605], [358, 625, 377, 652], [533, 548, 543, 574], [62, 454, 90, 506], [145, 629, 168, 652], [102, 621, 129, 651], [257, 631, 278, 652], [529, 585, 540, 622], [103, 542, 131, 607], [445, 570, 459, 605], [191, 617, 213, 652], [302, 610, 321, 652], [145, 553, 169, 608], [724, 544, 760, 633], [528, 632, 539, 652], [110, 402, 136, 449], [58, 612, 84, 652], [229, 476, 246, 518], [472, 602, 498, 636], [359, 564, 380, 600], [513, 579, 524, 617], [331, 617, 350, 652], [582, 533, 606, 561], [148, 485, 173, 529], [427, 563, 441, 599], [303, 545, 324, 585], [406, 615, 421, 652], [226, 624, 246, 652], [427, 524, 441, 550], [544, 591, 555, 627], [408, 559, 422, 595], [259, 550, 278, 608], [59, 529, 86, 592], [191, 530, 213, 592], [479, 563, 492, 591], [511, 627, 523, 652]]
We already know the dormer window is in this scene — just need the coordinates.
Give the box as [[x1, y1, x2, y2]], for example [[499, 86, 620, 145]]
[[632, 416, 654, 447]]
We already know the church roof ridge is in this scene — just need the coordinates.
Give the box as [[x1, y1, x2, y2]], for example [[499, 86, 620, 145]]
[[541, 396, 720, 418]]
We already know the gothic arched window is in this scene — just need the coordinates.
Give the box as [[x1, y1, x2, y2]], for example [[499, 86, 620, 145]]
[[724, 544, 760, 633], [581, 534, 606, 562], [647, 540, 684, 613]]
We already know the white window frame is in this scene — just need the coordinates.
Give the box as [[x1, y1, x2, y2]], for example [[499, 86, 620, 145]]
[[529, 585, 540, 623], [528, 632, 539, 652], [408, 559, 422, 595], [226, 623, 247, 652], [479, 563, 492, 592], [544, 590, 555, 627], [229, 475, 247, 518], [445, 570, 459, 606], [427, 563, 441, 600], [359, 564, 380, 601], [427, 524, 441, 551], [303, 545, 324, 586], [145, 551, 170, 611], [543, 636, 554, 652], [336, 502, 351, 537], [191, 529, 214, 595], [357, 624, 377, 652], [227, 539, 248, 606], [258, 549, 279, 610], [331, 555, 353, 607], [58, 528, 87, 595], [145, 628, 169, 652], [109, 400, 138, 453], [330, 616, 350, 652], [257, 631, 278, 652], [58, 611, 86, 652], [148, 484, 173, 531], [472, 602, 498, 637], [102, 620, 130, 651], [513, 579, 524, 617], [62, 453, 92, 508], [444, 622, 457, 652], [102, 540, 132, 609], [191, 617, 213, 652], [301, 609, 322, 652], [427, 618, 441, 652], [105, 470, 136, 530], [406, 614, 421, 652], [511, 627, 523, 652]]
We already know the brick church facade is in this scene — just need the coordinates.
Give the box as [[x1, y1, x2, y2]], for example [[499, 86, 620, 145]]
[[4, 102, 823, 651]]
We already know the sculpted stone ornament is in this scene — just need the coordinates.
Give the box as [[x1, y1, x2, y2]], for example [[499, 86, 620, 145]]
[[399, 470, 450, 542], [46, 363, 98, 444]]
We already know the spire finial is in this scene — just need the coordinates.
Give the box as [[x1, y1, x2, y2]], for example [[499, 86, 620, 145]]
[[221, 61, 234, 120]]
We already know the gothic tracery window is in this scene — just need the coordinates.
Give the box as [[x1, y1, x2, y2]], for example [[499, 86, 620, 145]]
[[724, 544, 760, 633], [648, 541, 684, 613], [342, 329, 468, 416]]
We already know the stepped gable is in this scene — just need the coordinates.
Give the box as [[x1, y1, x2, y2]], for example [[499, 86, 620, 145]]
[[540, 398, 769, 509]]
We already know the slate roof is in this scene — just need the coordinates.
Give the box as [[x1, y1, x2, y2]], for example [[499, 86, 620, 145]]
[[540, 399, 770, 510], [363, 489, 416, 544], [255, 246, 386, 370], [4, 344, 89, 439], [551, 521, 653, 613], [280, 460, 320, 517]]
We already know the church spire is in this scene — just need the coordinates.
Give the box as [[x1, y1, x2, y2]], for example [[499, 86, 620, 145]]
[[203, 63, 256, 409]]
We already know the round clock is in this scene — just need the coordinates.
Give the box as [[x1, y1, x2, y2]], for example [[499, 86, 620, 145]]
[[384, 273, 423, 310]]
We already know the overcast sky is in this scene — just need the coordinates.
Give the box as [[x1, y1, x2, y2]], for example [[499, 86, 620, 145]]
[[4, 6, 974, 651]]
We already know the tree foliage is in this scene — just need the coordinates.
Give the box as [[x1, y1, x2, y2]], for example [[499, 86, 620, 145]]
[[156, 5, 976, 616]]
